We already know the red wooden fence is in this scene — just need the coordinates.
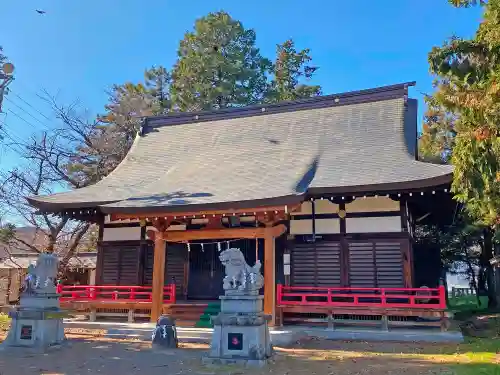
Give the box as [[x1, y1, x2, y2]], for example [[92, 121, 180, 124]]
[[277, 285, 446, 309], [57, 284, 176, 304]]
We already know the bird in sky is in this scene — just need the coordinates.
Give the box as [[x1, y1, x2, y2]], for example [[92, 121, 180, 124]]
[[35, 10, 46, 15]]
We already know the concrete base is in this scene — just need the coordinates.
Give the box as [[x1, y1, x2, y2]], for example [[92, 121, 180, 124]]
[[21, 295, 60, 309], [2, 293, 66, 349], [202, 356, 271, 368], [208, 294, 273, 364], [302, 327, 464, 343], [2, 317, 65, 348], [209, 322, 272, 360], [220, 295, 263, 313], [63, 320, 464, 344]]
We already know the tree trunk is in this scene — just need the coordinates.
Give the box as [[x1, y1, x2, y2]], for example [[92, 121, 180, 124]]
[[465, 257, 481, 306], [440, 266, 449, 304], [494, 231, 500, 308], [483, 228, 497, 308], [46, 234, 57, 253]]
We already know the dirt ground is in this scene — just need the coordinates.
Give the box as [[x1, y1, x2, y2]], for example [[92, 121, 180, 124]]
[[0, 327, 498, 375]]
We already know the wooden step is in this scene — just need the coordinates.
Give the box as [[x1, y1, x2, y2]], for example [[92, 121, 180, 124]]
[[163, 303, 212, 324]]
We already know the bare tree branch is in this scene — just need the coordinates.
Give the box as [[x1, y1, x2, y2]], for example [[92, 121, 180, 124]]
[[58, 222, 91, 273]]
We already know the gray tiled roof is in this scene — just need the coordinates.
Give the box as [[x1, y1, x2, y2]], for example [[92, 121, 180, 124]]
[[28, 84, 452, 214]]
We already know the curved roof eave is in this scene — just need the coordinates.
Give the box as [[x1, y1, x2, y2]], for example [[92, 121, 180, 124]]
[[26, 172, 453, 215], [308, 172, 453, 196]]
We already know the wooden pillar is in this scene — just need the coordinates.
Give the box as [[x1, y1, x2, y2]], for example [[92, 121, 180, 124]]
[[264, 229, 276, 326], [402, 237, 413, 288], [95, 214, 105, 285], [89, 269, 96, 285], [151, 231, 166, 322]]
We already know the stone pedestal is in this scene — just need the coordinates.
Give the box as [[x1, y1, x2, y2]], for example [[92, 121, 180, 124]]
[[1, 293, 66, 348], [203, 295, 273, 367], [1, 254, 66, 349]]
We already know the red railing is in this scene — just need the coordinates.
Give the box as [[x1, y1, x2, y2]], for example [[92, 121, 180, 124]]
[[277, 285, 446, 309], [57, 284, 176, 304]]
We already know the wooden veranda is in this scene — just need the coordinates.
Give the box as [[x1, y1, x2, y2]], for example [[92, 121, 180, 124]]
[[109, 205, 290, 324]]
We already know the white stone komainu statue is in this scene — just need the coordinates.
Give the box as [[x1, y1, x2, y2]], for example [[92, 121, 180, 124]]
[[204, 247, 273, 366], [219, 248, 264, 296]]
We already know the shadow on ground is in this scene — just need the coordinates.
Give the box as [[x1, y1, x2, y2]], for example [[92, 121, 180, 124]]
[[0, 335, 498, 375]]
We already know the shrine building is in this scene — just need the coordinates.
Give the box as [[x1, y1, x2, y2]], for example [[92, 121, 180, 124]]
[[28, 82, 453, 328]]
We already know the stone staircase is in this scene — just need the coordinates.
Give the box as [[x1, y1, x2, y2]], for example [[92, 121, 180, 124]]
[[163, 303, 211, 327], [194, 302, 221, 328]]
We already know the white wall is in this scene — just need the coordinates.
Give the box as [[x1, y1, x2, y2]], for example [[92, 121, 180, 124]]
[[290, 200, 340, 234], [102, 226, 141, 241], [345, 197, 401, 233], [289, 197, 402, 235], [103, 197, 403, 240]]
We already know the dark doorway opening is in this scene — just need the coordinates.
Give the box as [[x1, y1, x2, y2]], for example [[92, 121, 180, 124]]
[[187, 239, 263, 300]]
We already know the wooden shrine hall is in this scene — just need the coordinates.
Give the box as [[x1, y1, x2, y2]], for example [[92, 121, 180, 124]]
[[29, 82, 453, 329]]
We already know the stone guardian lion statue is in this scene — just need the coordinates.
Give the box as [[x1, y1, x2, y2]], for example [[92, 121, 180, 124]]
[[219, 248, 264, 295]]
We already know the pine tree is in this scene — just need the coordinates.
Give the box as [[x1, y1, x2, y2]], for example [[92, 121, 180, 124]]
[[170, 11, 272, 111], [267, 39, 321, 102]]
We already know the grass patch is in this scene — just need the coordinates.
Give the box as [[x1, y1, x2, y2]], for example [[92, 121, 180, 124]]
[[449, 295, 489, 314], [447, 314, 499, 375]]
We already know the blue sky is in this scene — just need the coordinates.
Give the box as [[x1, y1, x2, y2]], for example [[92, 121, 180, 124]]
[[0, 0, 482, 172]]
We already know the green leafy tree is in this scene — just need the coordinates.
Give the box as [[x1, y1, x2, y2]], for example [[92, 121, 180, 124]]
[[423, 0, 500, 306], [170, 11, 272, 111], [418, 93, 457, 164], [448, 0, 486, 7], [414, 213, 500, 306], [425, 1, 499, 229], [267, 39, 321, 102]]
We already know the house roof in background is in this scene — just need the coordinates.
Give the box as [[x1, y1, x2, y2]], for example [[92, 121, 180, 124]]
[[0, 226, 96, 259], [0, 227, 46, 258], [0, 252, 96, 269], [27, 82, 453, 214]]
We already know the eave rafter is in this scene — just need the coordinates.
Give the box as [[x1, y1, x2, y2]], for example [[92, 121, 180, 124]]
[[109, 204, 299, 226], [146, 224, 287, 242]]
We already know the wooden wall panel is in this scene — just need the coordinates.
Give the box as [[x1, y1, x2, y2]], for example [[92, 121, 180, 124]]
[[346, 239, 405, 288], [291, 240, 341, 287], [99, 242, 141, 285], [348, 242, 376, 287], [290, 234, 410, 289], [100, 248, 120, 285], [374, 241, 404, 288], [291, 243, 316, 286], [165, 243, 188, 296], [143, 243, 154, 286], [143, 241, 187, 297], [119, 247, 141, 285], [315, 242, 342, 286]]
